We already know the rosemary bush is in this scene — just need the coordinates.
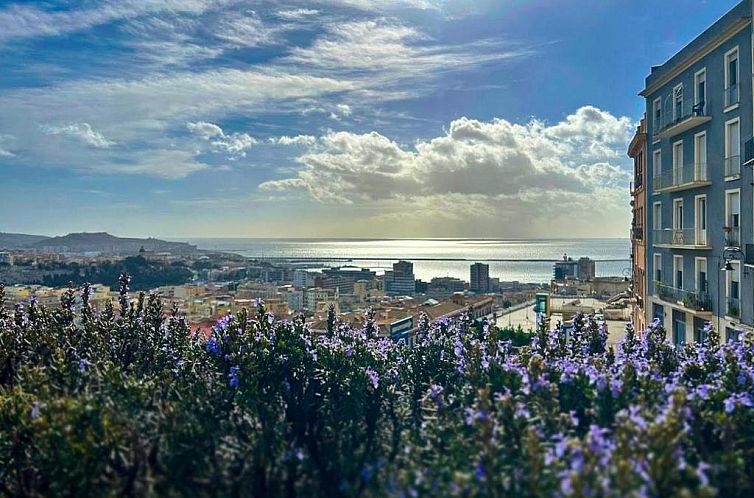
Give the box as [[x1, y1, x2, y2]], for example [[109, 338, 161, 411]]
[[1, 276, 753, 497]]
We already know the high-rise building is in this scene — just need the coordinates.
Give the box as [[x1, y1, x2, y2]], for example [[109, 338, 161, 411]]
[[470, 262, 490, 293], [639, 0, 754, 344], [553, 255, 578, 281], [577, 257, 596, 281], [628, 116, 648, 332], [385, 260, 416, 296], [321, 267, 377, 294]]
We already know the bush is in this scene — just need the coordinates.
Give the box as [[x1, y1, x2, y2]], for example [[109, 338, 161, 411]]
[[0, 276, 753, 497]]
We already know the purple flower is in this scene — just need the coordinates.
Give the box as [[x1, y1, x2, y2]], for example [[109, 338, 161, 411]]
[[78, 358, 90, 372], [206, 337, 222, 357], [474, 462, 485, 481], [30, 401, 40, 420], [229, 366, 239, 388], [365, 367, 379, 389]]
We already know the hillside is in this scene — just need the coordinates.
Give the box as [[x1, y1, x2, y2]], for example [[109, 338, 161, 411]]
[[29, 232, 199, 255], [0, 232, 50, 249]]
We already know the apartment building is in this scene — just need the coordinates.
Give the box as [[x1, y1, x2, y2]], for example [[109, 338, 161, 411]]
[[640, 0, 754, 343], [628, 115, 648, 332]]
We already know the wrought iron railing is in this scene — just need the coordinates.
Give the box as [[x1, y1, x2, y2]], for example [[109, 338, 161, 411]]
[[653, 163, 708, 190], [653, 97, 707, 137], [654, 281, 712, 312], [654, 228, 707, 247]]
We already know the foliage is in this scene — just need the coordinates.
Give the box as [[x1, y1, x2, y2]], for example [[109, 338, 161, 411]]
[[1, 277, 753, 497], [39, 256, 193, 290]]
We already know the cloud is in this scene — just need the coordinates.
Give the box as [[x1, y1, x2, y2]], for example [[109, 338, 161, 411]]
[[260, 106, 635, 236], [187, 121, 224, 139], [187, 121, 256, 157], [214, 12, 280, 48], [273, 135, 318, 146], [285, 19, 528, 78], [0, 0, 233, 42], [0, 134, 15, 157], [276, 8, 320, 20], [43, 123, 115, 148]]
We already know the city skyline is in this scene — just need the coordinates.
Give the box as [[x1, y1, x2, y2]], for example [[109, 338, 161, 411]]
[[0, 0, 739, 238]]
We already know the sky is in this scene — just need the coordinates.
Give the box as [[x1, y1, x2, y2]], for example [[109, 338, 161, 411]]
[[0, 0, 742, 239]]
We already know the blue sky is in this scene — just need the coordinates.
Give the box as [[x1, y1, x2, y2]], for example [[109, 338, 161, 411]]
[[0, 0, 740, 238]]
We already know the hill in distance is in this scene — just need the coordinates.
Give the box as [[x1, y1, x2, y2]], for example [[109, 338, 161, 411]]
[[1, 232, 199, 255], [0, 233, 51, 249]]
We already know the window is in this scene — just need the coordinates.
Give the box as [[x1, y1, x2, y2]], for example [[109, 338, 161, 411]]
[[727, 261, 741, 317], [674, 255, 684, 289], [694, 132, 707, 180], [653, 202, 662, 230], [725, 119, 740, 177], [673, 141, 683, 184], [653, 98, 663, 130], [673, 84, 684, 121], [695, 195, 707, 245], [725, 47, 739, 107], [673, 198, 683, 230], [654, 254, 663, 283], [695, 258, 707, 294], [694, 69, 706, 114], [653, 149, 662, 182], [725, 190, 740, 247]]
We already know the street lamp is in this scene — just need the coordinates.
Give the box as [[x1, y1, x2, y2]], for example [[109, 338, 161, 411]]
[[717, 247, 746, 332]]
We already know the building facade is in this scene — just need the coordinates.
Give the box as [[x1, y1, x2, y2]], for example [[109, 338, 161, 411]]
[[628, 115, 648, 332], [470, 262, 490, 293], [640, 0, 754, 343], [385, 260, 416, 296]]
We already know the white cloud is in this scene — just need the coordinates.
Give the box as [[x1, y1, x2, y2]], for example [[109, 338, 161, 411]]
[[0, 134, 15, 157], [0, 0, 233, 42], [43, 123, 115, 148], [214, 12, 279, 48], [273, 135, 318, 146], [187, 121, 224, 139], [260, 106, 635, 237], [187, 121, 256, 157], [276, 8, 320, 20], [285, 19, 528, 77]]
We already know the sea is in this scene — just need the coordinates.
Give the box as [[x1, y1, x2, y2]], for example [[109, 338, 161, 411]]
[[180, 238, 632, 284]]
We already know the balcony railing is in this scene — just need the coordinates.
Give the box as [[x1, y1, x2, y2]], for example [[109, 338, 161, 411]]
[[653, 228, 708, 248], [652, 163, 710, 192], [725, 84, 740, 107], [727, 297, 740, 318], [725, 226, 740, 247], [725, 155, 741, 177], [655, 281, 712, 313], [745, 137, 754, 166], [653, 98, 710, 139], [746, 244, 754, 265]]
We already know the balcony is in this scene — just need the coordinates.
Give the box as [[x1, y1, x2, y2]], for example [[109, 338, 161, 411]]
[[725, 156, 741, 179], [654, 99, 711, 140], [655, 281, 712, 314], [652, 163, 711, 193], [745, 244, 754, 265], [725, 84, 740, 108], [744, 137, 754, 166], [653, 228, 710, 249]]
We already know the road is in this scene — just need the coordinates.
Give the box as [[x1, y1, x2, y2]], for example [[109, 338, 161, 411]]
[[494, 299, 629, 347]]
